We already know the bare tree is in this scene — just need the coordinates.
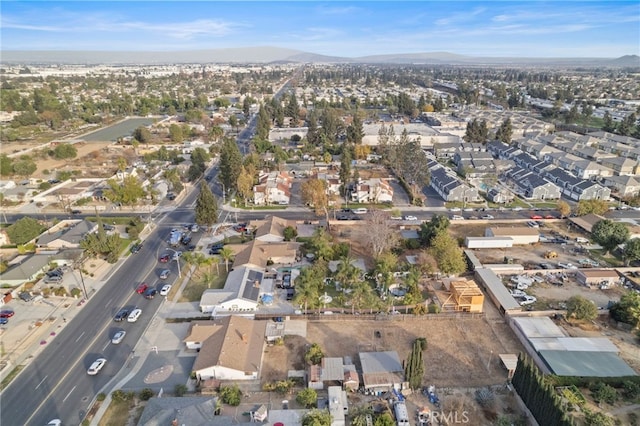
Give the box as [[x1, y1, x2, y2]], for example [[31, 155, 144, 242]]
[[358, 209, 398, 257]]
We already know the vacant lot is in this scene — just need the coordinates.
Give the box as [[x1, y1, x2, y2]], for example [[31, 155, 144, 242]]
[[262, 304, 523, 388]]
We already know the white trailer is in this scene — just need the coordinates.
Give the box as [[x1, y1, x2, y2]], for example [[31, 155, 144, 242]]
[[465, 237, 514, 249]]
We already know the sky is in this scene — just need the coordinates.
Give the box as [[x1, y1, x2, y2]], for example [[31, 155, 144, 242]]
[[1, 1, 639, 58]]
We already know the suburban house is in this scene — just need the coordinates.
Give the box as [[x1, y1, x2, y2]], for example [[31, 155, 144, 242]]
[[600, 156, 639, 176], [504, 167, 561, 200], [253, 171, 292, 205], [199, 234, 300, 315], [359, 351, 406, 394], [485, 227, 540, 245], [187, 316, 267, 381], [487, 187, 515, 204], [350, 178, 393, 203], [308, 357, 347, 390], [315, 172, 341, 196], [602, 175, 640, 197], [137, 397, 233, 426], [37, 220, 98, 249], [576, 270, 622, 288], [328, 385, 349, 426], [0, 254, 52, 287], [248, 216, 296, 242]]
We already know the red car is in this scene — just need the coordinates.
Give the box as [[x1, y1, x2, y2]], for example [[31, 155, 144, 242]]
[[136, 283, 148, 294], [544, 215, 555, 219], [530, 215, 543, 220], [159, 254, 170, 263], [0, 310, 15, 318]]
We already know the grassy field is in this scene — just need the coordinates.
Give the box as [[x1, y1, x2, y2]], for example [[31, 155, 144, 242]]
[[97, 399, 143, 426], [179, 266, 228, 302]]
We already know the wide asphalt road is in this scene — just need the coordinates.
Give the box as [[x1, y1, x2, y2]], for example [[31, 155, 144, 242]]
[[0, 188, 205, 425]]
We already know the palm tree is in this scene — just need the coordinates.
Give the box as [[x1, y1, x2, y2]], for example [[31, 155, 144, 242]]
[[349, 281, 375, 315], [294, 277, 320, 314], [218, 247, 234, 272]]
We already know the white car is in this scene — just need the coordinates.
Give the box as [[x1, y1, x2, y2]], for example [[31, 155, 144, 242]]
[[172, 251, 183, 260], [451, 215, 465, 220], [481, 214, 494, 220], [510, 289, 527, 298], [520, 296, 537, 306], [390, 216, 403, 220], [46, 420, 62, 426], [160, 284, 172, 296], [449, 207, 461, 212], [159, 269, 171, 279], [558, 262, 578, 270], [403, 215, 418, 221], [87, 358, 107, 375], [111, 330, 126, 344], [127, 308, 142, 322]]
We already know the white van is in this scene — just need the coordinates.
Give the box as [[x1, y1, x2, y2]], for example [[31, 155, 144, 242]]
[[353, 208, 368, 214], [576, 237, 589, 244]]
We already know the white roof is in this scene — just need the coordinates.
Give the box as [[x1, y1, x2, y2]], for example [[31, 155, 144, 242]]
[[530, 337, 619, 353], [512, 317, 566, 338]]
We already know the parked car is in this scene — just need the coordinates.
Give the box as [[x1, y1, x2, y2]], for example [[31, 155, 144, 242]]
[[530, 215, 543, 220], [102, 224, 116, 231], [172, 251, 183, 260], [0, 310, 15, 318], [136, 283, 148, 294], [557, 262, 578, 270], [526, 221, 539, 228], [87, 358, 107, 375], [481, 214, 494, 220], [130, 243, 142, 254], [159, 269, 171, 280], [158, 254, 170, 263], [451, 215, 465, 220], [114, 308, 129, 322], [185, 244, 196, 251], [520, 295, 537, 306], [0, 318, 8, 325], [111, 330, 126, 345], [403, 215, 418, 221], [159, 284, 172, 296], [449, 207, 461, 212], [71, 210, 82, 215], [44, 275, 63, 284], [127, 308, 142, 322], [19, 292, 34, 302]]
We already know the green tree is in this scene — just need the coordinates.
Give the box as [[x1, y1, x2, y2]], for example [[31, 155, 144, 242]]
[[591, 219, 630, 255], [623, 238, 640, 265], [556, 200, 571, 218], [591, 382, 618, 405], [495, 118, 513, 144], [0, 154, 13, 176], [133, 126, 152, 144], [373, 413, 395, 426], [419, 214, 450, 247], [219, 138, 243, 193], [12, 155, 37, 177], [283, 226, 297, 241], [464, 118, 489, 143], [603, 111, 616, 133], [609, 292, 640, 327], [104, 176, 147, 207], [301, 179, 331, 223], [236, 166, 254, 203], [430, 232, 466, 275], [194, 181, 219, 229], [219, 385, 242, 406], [80, 224, 122, 263], [305, 343, 324, 365], [218, 247, 234, 273], [6, 217, 45, 245], [52, 143, 78, 160], [296, 388, 318, 408], [575, 199, 609, 216], [302, 409, 331, 426], [169, 123, 183, 143], [566, 295, 598, 321], [349, 406, 374, 426]]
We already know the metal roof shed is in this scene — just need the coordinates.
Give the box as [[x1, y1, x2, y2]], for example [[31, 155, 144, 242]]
[[540, 350, 637, 377], [511, 317, 566, 338], [474, 268, 521, 314]]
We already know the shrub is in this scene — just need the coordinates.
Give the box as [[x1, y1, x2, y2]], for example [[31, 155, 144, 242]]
[[428, 303, 440, 314], [219, 385, 242, 406], [139, 388, 154, 401], [111, 389, 130, 402], [174, 384, 187, 397], [296, 388, 318, 408], [591, 382, 618, 405], [96, 393, 106, 402], [623, 380, 640, 400]]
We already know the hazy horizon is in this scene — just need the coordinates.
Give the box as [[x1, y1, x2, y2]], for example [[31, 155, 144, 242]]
[[1, 1, 639, 58]]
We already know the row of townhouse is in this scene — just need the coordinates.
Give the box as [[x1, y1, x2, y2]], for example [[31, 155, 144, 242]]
[[427, 158, 481, 203], [253, 171, 292, 205], [504, 166, 561, 200], [489, 141, 611, 201]]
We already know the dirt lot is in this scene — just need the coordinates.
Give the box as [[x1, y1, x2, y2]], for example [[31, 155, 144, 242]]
[[262, 304, 524, 388]]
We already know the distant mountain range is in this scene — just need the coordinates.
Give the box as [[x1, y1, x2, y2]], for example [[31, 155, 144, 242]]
[[1, 46, 638, 67]]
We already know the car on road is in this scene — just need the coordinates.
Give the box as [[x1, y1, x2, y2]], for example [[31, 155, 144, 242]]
[[530, 215, 543, 220], [87, 358, 107, 375], [71, 210, 82, 215], [449, 207, 461, 212], [481, 214, 494, 220], [130, 243, 142, 254], [160, 284, 172, 296], [185, 244, 196, 251], [111, 330, 126, 344], [159, 269, 171, 280], [144, 288, 158, 299], [0, 318, 8, 325], [46, 419, 62, 426], [158, 254, 170, 263], [172, 251, 183, 260], [114, 308, 129, 322], [136, 283, 148, 294], [403, 215, 418, 221], [451, 215, 464, 220], [544, 215, 555, 219], [127, 308, 142, 322], [0, 310, 15, 318]]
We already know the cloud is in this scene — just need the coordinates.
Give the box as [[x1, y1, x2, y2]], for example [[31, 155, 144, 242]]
[[315, 5, 360, 15], [435, 7, 486, 26]]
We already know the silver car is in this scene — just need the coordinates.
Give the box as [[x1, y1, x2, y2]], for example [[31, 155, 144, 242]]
[[111, 330, 126, 344]]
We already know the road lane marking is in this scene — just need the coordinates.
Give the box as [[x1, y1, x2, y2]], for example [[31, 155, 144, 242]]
[[102, 341, 110, 351], [62, 385, 76, 402], [105, 298, 113, 308], [75, 331, 85, 342], [35, 375, 48, 390]]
